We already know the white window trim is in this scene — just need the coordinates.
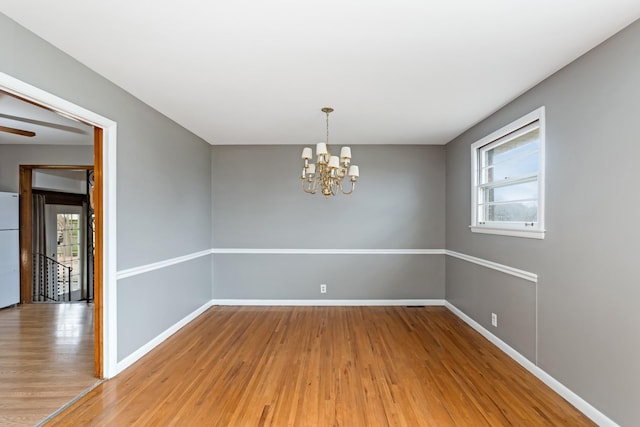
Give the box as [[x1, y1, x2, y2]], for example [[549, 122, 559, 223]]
[[470, 107, 546, 239]]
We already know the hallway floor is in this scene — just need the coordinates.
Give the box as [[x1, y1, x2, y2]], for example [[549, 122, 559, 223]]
[[0, 303, 99, 426]]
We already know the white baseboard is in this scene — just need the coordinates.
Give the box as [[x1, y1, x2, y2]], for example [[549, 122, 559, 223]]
[[115, 300, 214, 375], [212, 299, 445, 306], [211, 248, 445, 255], [444, 302, 618, 427]]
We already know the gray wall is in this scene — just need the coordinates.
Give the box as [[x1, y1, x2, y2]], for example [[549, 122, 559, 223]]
[[213, 254, 443, 300], [212, 145, 446, 299], [445, 19, 640, 426], [0, 144, 93, 192], [117, 256, 211, 359], [1, 13, 213, 363]]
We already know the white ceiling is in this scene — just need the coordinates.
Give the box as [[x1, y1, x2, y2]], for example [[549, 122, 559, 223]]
[[0, 91, 93, 145], [1, 1, 639, 146]]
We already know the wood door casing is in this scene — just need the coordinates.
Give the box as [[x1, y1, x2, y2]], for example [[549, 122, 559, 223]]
[[93, 127, 104, 378], [18, 166, 32, 305]]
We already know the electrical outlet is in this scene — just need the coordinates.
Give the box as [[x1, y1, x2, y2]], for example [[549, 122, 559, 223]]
[[320, 284, 327, 294], [491, 313, 498, 327]]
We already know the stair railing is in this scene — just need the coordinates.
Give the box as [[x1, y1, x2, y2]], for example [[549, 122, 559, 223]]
[[33, 253, 72, 302]]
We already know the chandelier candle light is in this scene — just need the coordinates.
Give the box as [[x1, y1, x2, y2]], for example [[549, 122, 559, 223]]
[[301, 107, 359, 197]]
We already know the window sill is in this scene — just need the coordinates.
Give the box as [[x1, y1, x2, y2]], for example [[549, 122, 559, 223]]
[[469, 225, 545, 240]]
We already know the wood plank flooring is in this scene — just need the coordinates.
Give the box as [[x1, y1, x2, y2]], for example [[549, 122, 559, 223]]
[[0, 303, 99, 426], [46, 306, 594, 426]]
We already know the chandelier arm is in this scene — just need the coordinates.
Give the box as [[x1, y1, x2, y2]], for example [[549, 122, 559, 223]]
[[331, 177, 340, 195], [302, 176, 317, 194], [340, 180, 356, 195]]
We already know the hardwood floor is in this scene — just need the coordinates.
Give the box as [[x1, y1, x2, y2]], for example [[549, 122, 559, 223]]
[[0, 303, 99, 426], [46, 306, 594, 426]]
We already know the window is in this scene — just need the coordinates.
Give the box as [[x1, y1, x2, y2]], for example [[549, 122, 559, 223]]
[[470, 107, 545, 239]]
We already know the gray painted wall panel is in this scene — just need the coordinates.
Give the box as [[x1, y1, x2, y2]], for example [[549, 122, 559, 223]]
[[212, 145, 446, 300], [117, 256, 211, 361], [445, 257, 536, 361], [115, 115, 212, 269], [445, 19, 640, 425], [213, 254, 444, 300], [1, 13, 212, 363], [212, 145, 445, 249], [0, 144, 94, 192]]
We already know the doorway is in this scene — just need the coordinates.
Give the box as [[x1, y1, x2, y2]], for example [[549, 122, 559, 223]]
[[19, 164, 100, 377], [1, 71, 116, 379], [47, 204, 85, 301], [30, 171, 95, 304]]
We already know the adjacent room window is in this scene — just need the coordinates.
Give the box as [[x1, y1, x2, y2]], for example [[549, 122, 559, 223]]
[[470, 107, 545, 239]]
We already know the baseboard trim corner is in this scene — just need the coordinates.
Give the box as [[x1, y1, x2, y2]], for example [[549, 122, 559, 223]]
[[444, 302, 618, 427], [211, 299, 445, 306], [115, 300, 214, 375]]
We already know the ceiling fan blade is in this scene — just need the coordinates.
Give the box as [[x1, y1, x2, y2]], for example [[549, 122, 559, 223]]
[[0, 125, 36, 137]]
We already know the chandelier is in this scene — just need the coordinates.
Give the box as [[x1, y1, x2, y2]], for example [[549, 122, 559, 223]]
[[301, 107, 359, 197]]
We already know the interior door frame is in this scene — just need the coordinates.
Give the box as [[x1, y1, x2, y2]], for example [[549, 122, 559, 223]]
[[19, 165, 94, 306], [1, 72, 117, 379]]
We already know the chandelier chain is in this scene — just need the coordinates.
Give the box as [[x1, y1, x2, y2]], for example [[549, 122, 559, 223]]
[[326, 110, 330, 146]]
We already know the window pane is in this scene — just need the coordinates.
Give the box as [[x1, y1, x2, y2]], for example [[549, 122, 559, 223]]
[[481, 127, 539, 183], [488, 128, 539, 165], [484, 152, 539, 183], [56, 213, 81, 292], [486, 201, 538, 222], [484, 181, 537, 203]]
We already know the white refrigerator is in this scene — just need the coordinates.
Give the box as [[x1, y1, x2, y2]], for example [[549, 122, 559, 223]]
[[0, 192, 20, 308]]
